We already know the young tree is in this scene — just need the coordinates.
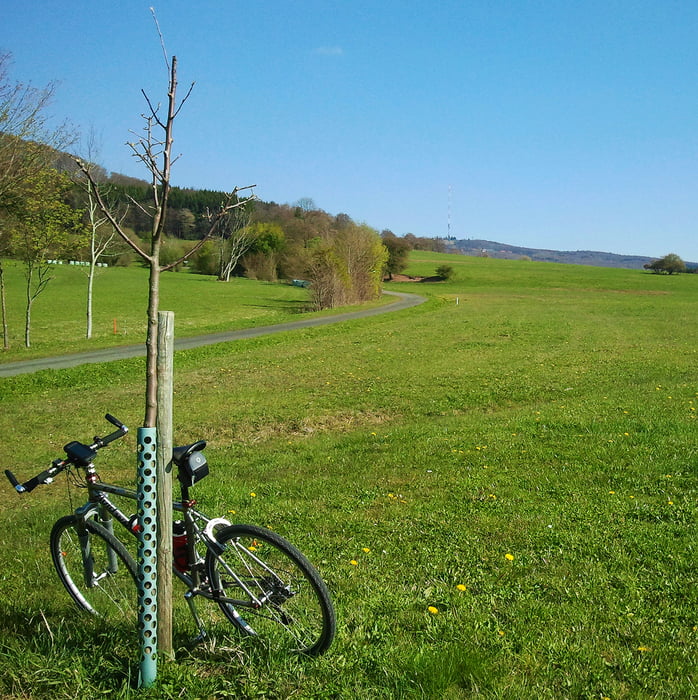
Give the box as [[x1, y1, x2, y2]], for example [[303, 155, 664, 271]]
[[74, 136, 127, 339], [9, 168, 83, 347], [75, 53, 253, 426], [217, 204, 257, 281], [82, 188, 125, 339]]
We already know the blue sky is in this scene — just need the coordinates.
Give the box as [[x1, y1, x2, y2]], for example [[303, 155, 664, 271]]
[[4, 1, 698, 259]]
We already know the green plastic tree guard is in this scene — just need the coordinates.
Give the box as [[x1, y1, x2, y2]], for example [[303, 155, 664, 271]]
[[137, 427, 158, 687]]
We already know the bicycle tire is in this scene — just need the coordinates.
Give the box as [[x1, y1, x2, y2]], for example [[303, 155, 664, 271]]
[[50, 514, 138, 622], [205, 523, 336, 656]]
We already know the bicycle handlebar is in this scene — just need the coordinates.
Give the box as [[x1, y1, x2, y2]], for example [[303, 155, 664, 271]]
[[97, 414, 128, 448], [5, 413, 129, 495]]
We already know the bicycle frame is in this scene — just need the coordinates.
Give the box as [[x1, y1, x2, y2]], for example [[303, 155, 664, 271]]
[[68, 465, 237, 637]]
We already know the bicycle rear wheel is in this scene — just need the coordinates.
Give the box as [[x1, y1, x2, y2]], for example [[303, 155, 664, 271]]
[[205, 523, 335, 656], [50, 515, 138, 623]]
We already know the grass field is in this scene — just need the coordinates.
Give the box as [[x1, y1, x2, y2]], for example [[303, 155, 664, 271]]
[[0, 253, 695, 698]]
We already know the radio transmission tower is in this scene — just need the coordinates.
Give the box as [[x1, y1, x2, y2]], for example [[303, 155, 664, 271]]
[[447, 184, 452, 239]]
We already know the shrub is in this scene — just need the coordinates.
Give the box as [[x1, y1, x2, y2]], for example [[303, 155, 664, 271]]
[[436, 264, 454, 280]]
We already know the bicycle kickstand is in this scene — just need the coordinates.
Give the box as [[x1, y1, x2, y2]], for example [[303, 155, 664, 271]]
[[184, 590, 208, 644]]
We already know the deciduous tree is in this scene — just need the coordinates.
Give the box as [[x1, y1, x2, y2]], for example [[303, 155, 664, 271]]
[[217, 204, 256, 282], [74, 134, 127, 339], [9, 168, 83, 347], [644, 253, 686, 275], [381, 229, 410, 280]]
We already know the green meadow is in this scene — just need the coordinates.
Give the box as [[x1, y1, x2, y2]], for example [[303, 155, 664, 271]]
[[0, 254, 695, 698]]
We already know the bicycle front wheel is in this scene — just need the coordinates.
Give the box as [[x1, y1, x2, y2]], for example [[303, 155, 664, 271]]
[[205, 524, 336, 656], [50, 515, 138, 623]]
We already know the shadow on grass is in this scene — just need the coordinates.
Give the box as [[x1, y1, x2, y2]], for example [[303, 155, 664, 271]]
[[0, 600, 284, 697], [242, 299, 311, 313], [0, 601, 140, 693]]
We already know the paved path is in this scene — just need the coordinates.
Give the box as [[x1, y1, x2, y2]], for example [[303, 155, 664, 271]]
[[0, 291, 426, 378]]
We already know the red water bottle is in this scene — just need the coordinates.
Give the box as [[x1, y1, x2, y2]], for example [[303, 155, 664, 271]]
[[173, 520, 189, 572]]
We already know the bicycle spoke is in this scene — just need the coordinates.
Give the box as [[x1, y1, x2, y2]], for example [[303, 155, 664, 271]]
[[51, 515, 138, 623], [205, 524, 335, 655]]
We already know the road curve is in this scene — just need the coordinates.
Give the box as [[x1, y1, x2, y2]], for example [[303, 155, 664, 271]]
[[0, 290, 426, 378]]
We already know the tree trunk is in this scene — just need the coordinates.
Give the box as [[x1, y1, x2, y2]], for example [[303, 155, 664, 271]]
[[24, 266, 33, 348], [0, 261, 8, 350], [86, 259, 95, 339], [143, 254, 161, 427]]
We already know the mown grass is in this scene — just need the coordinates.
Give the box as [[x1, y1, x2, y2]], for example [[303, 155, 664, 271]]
[[0, 255, 695, 698]]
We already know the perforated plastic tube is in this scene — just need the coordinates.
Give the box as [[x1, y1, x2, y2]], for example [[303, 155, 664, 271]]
[[137, 427, 157, 687]]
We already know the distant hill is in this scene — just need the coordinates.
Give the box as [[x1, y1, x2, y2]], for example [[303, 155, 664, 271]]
[[448, 238, 691, 270]]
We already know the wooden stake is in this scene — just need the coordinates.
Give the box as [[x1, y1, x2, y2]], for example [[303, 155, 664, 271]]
[[156, 310, 174, 656]]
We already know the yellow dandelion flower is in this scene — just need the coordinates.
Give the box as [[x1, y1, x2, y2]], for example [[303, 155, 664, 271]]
[[505, 553, 515, 561], [609, 490, 615, 494], [362, 547, 371, 553], [427, 606, 439, 614], [498, 630, 505, 636], [456, 584, 467, 592], [249, 492, 256, 498], [350, 560, 358, 566], [227, 510, 236, 515], [668, 500, 674, 505]]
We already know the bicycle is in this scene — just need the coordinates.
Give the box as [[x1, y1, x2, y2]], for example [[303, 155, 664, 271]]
[[5, 413, 336, 656]]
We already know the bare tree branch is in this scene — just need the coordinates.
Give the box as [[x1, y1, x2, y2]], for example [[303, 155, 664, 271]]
[[150, 7, 170, 73], [161, 190, 256, 272], [73, 157, 152, 261], [172, 81, 195, 119]]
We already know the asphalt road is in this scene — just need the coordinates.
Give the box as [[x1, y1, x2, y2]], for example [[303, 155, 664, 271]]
[[0, 291, 426, 378]]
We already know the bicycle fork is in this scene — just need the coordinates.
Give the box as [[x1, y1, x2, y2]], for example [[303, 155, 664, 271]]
[[75, 502, 122, 585]]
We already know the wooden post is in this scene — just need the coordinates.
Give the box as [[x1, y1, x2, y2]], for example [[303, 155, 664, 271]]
[[156, 310, 174, 656]]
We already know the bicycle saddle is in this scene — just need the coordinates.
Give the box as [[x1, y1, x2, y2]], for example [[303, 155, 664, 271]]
[[172, 440, 207, 467], [172, 440, 209, 487]]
